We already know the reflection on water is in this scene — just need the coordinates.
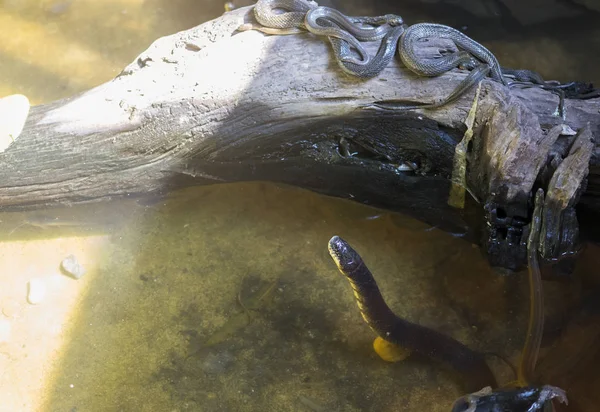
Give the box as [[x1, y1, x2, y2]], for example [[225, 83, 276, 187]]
[[0, 0, 599, 411]]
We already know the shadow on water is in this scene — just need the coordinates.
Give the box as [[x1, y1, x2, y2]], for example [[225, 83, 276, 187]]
[[0, 0, 599, 411]]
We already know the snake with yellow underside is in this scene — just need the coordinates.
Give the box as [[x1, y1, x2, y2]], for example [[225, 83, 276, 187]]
[[327, 235, 497, 392], [328, 190, 568, 410]]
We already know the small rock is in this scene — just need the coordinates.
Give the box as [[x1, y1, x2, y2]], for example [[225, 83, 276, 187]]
[[201, 350, 235, 375], [61, 255, 86, 279], [47, 0, 74, 15], [27, 278, 46, 304], [560, 124, 577, 136], [0, 319, 10, 342], [0, 94, 30, 153]]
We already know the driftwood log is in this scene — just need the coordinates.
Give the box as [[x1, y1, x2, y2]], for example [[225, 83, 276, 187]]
[[1, 6, 599, 273]]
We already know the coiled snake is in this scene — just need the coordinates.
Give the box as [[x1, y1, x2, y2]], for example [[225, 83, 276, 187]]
[[238, 0, 569, 111], [239, 0, 509, 107]]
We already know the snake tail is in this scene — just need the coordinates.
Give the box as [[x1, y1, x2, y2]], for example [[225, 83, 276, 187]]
[[328, 235, 497, 391], [518, 188, 546, 386]]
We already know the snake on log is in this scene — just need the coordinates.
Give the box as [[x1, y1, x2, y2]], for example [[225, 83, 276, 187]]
[[240, 0, 571, 111], [241, 0, 513, 105]]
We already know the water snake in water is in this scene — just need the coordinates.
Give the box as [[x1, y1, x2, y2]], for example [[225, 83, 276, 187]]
[[450, 189, 568, 411], [327, 189, 568, 410], [327, 235, 497, 392]]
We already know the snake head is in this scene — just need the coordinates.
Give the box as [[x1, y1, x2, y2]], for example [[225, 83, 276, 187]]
[[384, 14, 404, 26], [328, 236, 362, 273]]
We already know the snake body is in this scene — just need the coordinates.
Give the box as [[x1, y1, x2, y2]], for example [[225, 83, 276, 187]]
[[249, 0, 568, 114], [248, 0, 579, 115], [304, 7, 403, 44], [327, 235, 497, 392], [519, 189, 545, 386], [398, 23, 507, 85], [451, 189, 568, 411], [250, 0, 406, 78], [328, 25, 406, 78], [246, 0, 509, 102], [253, 0, 315, 29], [304, 7, 404, 65]]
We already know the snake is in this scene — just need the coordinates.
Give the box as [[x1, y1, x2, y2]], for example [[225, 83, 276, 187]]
[[398, 23, 507, 86], [246, 0, 571, 112], [326, 25, 407, 78], [243, 0, 512, 106], [519, 188, 545, 387], [245, 0, 406, 78], [253, 0, 313, 29], [366, 63, 491, 110], [327, 235, 497, 392], [304, 7, 404, 65]]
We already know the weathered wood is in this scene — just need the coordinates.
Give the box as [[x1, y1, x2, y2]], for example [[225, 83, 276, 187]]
[[1, 6, 599, 270]]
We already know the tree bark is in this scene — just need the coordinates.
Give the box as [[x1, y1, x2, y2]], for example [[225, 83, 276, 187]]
[[1, 6, 599, 271]]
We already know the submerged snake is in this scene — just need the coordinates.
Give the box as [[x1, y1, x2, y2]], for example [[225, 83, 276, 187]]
[[450, 188, 568, 411], [327, 235, 497, 392], [328, 229, 568, 410], [519, 188, 545, 387], [325, 189, 569, 409]]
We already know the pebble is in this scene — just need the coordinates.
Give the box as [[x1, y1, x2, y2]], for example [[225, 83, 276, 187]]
[[61, 255, 86, 279], [0, 319, 10, 342], [27, 278, 46, 304], [0, 94, 30, 153]]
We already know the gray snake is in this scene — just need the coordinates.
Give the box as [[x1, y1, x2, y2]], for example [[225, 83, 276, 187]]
[[241, 0, 407, 78], [241, 0, 560, 110]]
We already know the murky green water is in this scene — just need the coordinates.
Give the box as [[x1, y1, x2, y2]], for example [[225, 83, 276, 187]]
[[1, 1, 599, 411]]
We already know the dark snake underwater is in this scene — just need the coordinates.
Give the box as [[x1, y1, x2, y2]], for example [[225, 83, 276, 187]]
[[327, 235, 497, 392], [327, 190, 569, 410]]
